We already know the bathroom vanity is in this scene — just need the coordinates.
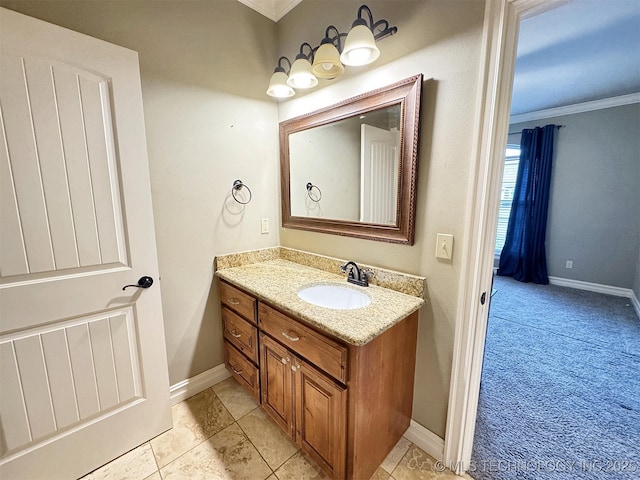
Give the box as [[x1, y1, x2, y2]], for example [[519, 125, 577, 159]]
[[215, 248, 424, 480]]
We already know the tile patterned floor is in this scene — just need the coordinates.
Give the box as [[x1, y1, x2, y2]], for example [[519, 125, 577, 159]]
[[81, 377, 466, 480]]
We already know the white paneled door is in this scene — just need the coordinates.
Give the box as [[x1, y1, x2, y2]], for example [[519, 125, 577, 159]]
[[0, 8, 172, 479], [360, 124, 399, 225]]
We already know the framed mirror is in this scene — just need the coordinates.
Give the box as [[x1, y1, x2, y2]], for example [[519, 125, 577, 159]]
[[280, 74, 422, 244]]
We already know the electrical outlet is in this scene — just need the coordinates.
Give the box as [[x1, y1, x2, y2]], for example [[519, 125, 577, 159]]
[[261, 218, 269, 234], [565, 260, 573, 269], [436, 233, 454, 260]]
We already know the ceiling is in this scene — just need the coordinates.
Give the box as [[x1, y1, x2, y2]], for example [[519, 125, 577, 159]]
[[512, 0, 640, 116], [240, 0, 640, 116], [237, 0, 302, 21]]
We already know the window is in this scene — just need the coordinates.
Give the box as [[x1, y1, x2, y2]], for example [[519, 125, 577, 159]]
[[495, 145, 521, 254]]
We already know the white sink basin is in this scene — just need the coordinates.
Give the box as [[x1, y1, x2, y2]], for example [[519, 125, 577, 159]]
[[297, 284, 371, 310]]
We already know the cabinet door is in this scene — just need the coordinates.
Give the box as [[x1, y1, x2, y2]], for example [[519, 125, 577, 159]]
[[259, 333, 295, 437], [294, 359, 347, 479]]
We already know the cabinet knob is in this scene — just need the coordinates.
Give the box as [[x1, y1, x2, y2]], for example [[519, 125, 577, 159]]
[[281, 356, 290, 365]]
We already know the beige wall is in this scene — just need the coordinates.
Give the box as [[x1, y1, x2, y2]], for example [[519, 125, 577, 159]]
[[2, 0, 488, 438], [289, 122, 361, 220], [0, 0, 281, 385], [278, 0, 486, 436]]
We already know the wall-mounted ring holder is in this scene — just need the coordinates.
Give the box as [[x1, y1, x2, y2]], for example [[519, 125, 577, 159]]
[[231, 179, 252, 204], [306, 182, 322, 202]]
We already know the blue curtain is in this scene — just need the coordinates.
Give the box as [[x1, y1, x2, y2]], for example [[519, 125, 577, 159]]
[[498, 125, 556, 284]]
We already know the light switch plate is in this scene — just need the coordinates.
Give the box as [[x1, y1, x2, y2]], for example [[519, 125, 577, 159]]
[[436, 233, 454, 260], [261, 218, 269, 234]]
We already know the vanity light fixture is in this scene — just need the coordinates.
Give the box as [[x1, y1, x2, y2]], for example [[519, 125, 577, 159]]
[[311, 26, 345, 79], [287, 43, 319, 89], [266, 4, 397, 98], [266, 57, 295, 98]]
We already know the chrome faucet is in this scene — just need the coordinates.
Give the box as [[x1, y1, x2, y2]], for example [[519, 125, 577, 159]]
[[341, 261, 370, 287]]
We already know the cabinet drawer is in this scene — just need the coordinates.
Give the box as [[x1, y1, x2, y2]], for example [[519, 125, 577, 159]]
[[220, 281, 256, 324], [224, 341, 260, 402], [258, 303, 347, 383], [222, 307, 258, 365]]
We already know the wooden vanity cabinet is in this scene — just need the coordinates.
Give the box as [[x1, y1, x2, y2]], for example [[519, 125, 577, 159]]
[[219, 280, 419, 480], [220, 282, 260, 402], [260, 332, 347, 479]]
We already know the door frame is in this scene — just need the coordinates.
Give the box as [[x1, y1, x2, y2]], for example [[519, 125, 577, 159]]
[[443, 0, 564, 472]]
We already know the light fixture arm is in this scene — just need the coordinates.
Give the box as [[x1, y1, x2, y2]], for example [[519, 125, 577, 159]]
[[356, 4, 397, 40], [295, 42, 315, 63], [274, 56, 292, 75], [322, 25, 348, 52]]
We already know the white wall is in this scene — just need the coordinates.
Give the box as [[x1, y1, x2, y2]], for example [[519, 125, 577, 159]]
[[277, 0, 486, 437], [0, 0, 282, 384], [2, 0, 490, 439], [289, 122, 360, 220]]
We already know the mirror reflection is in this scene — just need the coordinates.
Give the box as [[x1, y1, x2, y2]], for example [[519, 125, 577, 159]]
[[280, 74, 422, 245], [289, 104, 402, 225]]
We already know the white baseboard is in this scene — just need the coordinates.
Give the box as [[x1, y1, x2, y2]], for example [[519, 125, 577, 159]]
[[404, 420, 444, 461], [169, 364, 231, 405], [548, 276, 633, 298], [549, 276, 640, 319], [631, 290, 640, 320]]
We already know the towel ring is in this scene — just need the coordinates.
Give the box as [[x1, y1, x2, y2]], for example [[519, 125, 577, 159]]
[[232, 179, 252, 205], [306, 182, 322, 202]]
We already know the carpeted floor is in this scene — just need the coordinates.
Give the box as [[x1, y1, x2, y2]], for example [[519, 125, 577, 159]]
[[470, 276, 640, 479]]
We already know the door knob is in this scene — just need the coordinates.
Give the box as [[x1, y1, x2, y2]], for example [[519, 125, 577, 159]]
[[122, 276, 154, 290]]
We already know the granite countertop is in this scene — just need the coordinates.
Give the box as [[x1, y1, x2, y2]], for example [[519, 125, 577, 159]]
[[215, 259, 424, 346]]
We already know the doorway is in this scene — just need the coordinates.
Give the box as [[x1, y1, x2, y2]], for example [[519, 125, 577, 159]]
[[444, 0, 640, 474]]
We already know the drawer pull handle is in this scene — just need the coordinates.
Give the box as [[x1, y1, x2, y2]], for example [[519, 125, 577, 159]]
[[282, 331, 300, 342], [230, 329, 242, 338], [228, 298, 241, 306], [231, 366, 243, 375]]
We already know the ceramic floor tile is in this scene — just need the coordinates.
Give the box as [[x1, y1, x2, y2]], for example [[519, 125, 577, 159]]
[[274, 451, 329, 479], [212, 376, 259, 420], [370, 466, 392, 479], [380, 437, 412, 474], [392, 445, 462, 479], [160, 423, 272, 480], [81, 443, 157, 480], [150, 388, 234, 467], [143, 473, 161, 480], [237, 407, 298, 469]]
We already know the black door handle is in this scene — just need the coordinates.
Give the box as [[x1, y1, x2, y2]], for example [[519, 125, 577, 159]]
[[122, 276, 154, 291]]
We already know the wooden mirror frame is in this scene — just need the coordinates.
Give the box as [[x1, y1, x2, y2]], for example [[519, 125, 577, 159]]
[[280, 74, 423, 245]]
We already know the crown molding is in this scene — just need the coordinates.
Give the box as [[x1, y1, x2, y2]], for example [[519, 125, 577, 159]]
[[510, 92, 640, 124], [237, 0, 303, 22]]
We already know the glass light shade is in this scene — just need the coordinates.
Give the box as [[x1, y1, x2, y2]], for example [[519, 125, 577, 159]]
[[266, 71, 295, 98], [311, 42, 344, 79], [340, 24, 380, 66], [286, 58, 318, 89]]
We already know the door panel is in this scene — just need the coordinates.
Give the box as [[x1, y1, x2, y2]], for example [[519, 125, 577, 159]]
[[0, 54, 127, 277], [295, 359, 346, 479], [259, 333, 294, 436], [0, 8, 171, 479], [360, 124, 399, 224]]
